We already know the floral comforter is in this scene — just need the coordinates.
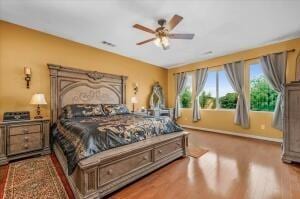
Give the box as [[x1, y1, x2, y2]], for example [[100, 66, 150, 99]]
[[52, 113, 183, 175]]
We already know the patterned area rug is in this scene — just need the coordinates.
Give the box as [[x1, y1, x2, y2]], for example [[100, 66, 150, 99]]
[[0, 155, 74, 199]]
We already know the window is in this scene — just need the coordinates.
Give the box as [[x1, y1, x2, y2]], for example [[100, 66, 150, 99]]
[[199, 71, 216, 109], [218, 70, 238, 109], [250, 63, 278, 111], [199, 69, 237, 109], [180, 74, 192, 108]]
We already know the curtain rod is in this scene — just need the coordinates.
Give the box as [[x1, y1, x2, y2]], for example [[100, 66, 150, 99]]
[[173, 48, 296, 75]]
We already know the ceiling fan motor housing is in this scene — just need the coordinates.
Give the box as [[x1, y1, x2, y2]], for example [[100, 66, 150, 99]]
[[158, 19, 167, 27]]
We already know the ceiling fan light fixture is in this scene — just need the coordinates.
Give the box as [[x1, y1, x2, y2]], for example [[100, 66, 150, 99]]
[[154, 36, 169, 48], [134, 14, 194, 49]]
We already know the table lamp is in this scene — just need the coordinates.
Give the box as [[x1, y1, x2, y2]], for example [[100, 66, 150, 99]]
[[131, 96, 138, 113], [30, 93, 47, 119]]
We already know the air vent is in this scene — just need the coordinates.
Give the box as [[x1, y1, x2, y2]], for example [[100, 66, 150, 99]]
[[202, 51, 213, 55], [101, 41, 116, 47]]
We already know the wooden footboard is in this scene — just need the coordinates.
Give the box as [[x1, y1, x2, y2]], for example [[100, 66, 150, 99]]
[[53, 131, 189, 199]]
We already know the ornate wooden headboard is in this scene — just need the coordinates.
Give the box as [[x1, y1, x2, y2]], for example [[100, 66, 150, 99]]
[[48, 64, 127, 124]]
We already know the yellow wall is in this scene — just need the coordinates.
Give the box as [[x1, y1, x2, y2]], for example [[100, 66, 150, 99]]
[[168, 38, 300, 139], [0, 21, 168, 120], [1, 20, 300, 140]]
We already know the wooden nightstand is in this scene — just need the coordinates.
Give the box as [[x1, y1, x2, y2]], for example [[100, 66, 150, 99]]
[[133, 111, 150, 116], [0, 118, 50, 165], [148, 108, 175, 120]]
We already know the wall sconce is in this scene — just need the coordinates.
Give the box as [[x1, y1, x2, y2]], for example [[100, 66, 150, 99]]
[[133, 83, 138, 95], [24, 66, 31, 89]]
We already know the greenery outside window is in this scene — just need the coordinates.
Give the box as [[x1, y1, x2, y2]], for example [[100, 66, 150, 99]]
[[218, 70, 238, 109], [199, 69, 237, 109], [249, 63, 278, 112], [180, 74, 192, 108]]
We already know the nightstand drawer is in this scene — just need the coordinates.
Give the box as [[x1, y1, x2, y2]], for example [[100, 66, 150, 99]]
[[9, 133, 41, 145], [9, 124, 41, 135], [9, 141, 42, 155], [8, 133, 42, 155]]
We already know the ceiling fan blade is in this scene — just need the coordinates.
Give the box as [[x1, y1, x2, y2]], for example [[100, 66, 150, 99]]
[[133, 24, 155, 34], [169, 33, 195, 40], [136, 38, 156, 45], [167, 15, 183, 31]]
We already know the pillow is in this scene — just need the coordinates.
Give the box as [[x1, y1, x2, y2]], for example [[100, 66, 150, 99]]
[[63, 104, 106, 119], [102, 104, 130, 116]]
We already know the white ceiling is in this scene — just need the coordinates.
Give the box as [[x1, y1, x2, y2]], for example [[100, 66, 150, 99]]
[[1, 0, 300, 68]]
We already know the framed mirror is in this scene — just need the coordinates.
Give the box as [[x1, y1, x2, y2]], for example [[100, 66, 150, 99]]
[[296, 51, 300, 81]]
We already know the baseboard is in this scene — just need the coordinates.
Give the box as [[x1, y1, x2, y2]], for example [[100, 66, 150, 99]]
[[181, 125, 283, 143]]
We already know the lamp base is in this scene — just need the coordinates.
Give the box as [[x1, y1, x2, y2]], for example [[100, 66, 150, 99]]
[[34, 104, 43, 119], [34, 115, 43, 119]]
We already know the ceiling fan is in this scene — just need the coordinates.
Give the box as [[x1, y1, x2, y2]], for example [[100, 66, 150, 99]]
[[133, 14, 195, 50]]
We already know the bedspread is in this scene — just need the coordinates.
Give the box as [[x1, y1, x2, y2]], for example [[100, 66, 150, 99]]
[[52, 113, 183, 174]]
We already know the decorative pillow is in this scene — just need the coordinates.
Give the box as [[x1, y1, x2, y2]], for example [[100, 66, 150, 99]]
[[102, 104, 130, 116], [63, 104, 106, 119]]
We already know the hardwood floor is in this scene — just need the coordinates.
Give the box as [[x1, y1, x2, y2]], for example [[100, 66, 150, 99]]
[[110, 129, 300, 199]]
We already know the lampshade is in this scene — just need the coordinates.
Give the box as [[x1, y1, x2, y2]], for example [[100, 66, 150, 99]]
[[131, 96, 138, 104], [24, 66, 31, 75], [30, 93, 47, 105]]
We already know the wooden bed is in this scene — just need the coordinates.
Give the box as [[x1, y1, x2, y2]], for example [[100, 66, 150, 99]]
[[48, 64, 189, 199]]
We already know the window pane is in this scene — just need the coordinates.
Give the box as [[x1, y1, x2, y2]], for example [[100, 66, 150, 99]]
[[199, 71, 216, 109], [250, 63, 278, 111], [180, 74, 192, 108], [218, 70, 238, 109]]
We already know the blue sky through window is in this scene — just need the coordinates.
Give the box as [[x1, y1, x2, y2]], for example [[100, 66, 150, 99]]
[[202, 71, 216, 97], [202, 70, 235, 98], [250, 63, 263, 80], [218, 63, 262, 97], [218, 70, 235, 97]]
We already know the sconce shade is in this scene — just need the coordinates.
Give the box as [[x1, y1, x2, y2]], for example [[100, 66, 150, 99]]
[[131, 96, 138, 104], [30, 93, 47, 105], [24, 67, 31, 75]]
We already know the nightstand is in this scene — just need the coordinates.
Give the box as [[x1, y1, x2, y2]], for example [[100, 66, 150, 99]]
[[0, 118, 50, 165], [148, 108, 175, 120], [133, 111, 150, 116]]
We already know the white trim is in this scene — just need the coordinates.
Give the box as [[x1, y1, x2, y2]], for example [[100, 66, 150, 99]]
[[181, 124, 282, 143]]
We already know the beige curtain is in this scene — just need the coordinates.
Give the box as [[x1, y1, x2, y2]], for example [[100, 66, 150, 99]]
[[224, 61, 250, 128], [175, 72, 187, 119], [260, 52, 287, 131], [193, 68, 208, 121]]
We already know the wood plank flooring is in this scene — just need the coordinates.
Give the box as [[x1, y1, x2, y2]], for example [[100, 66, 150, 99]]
[[110, 129, 300, 199]]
